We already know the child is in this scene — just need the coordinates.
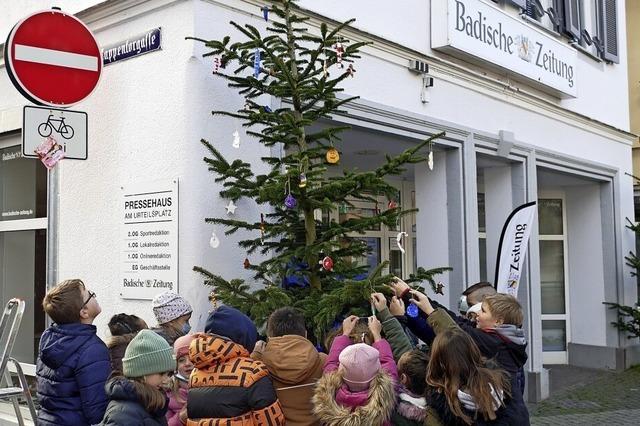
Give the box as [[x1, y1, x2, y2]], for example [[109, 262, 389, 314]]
[[251, 307, 326, 426], [411, 290, 530, 424], [166, 334, 195, 426], [151, 291, 193, 346], [107, 313, 148, 375], [425, 328, 512, 425], [37, 279, 111, 426], [371, 293, 428, 425], [313, 315, 397, 426], [187, 305, 285, 425], [100, 329, 175, 425], [392, 349, 429, 426]]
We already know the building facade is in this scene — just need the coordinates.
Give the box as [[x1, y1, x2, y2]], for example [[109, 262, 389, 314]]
[[0, 0, 637, 402]]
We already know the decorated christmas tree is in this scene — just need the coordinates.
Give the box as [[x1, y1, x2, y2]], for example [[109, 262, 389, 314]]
[[190, 0, 449, 339]]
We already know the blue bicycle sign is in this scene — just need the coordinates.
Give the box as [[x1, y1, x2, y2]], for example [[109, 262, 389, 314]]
[[38, 113, 74, 139]]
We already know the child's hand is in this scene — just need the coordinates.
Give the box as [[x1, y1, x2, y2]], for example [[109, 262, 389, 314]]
[[179, 405, 188, 424], [342, 315, 359, 336], [370, 293, 387, 312], [409, 289, 435, 315], [368, 316, 382, 341], [253, 340, 266, 354], [389, 296, 405, 316], [387, 276, 410, 297]]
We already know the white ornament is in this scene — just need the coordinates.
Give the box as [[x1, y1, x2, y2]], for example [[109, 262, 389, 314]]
[[225, 200, 237, 215], [428, 151, 434, 171], [396, 231, 408, 254], [209, 231, 220, 249], [232, 130, 240, 149]]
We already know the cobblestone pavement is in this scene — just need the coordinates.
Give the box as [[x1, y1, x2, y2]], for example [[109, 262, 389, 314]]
[[530, 365, 640, 425]]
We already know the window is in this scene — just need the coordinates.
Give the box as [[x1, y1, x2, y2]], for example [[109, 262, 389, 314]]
[[512, 0, 618, 62]]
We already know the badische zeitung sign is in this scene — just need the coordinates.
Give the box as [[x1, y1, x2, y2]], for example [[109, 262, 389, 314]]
[[432, 0, 578, 97]]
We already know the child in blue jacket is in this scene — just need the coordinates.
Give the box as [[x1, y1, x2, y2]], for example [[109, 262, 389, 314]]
[[37, 279, 111, 425]]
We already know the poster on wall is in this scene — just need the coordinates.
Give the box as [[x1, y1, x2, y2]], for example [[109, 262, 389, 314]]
[[120, 179, 178, 300]]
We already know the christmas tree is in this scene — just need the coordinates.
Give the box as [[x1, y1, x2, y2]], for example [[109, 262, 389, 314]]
[[190, 0, 449, 340]]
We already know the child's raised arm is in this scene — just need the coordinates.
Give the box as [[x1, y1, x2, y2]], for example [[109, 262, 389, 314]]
[[323, 315, 358, 372]]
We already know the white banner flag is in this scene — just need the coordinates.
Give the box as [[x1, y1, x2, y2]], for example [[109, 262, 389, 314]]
[[494, 201, 537, 297]]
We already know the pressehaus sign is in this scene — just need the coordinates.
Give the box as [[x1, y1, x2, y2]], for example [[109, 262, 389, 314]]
[[432, 0, 578, 97]]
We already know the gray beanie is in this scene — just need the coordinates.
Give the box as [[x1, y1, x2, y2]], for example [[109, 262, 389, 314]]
[[122, 330, 175, 377]]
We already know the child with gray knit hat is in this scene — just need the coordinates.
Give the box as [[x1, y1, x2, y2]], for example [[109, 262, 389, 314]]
[[150, 291, 193, 346], [99, 330, 175, 425]]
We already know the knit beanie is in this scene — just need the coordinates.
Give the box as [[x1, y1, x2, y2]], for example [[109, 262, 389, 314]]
[[152, 291, 193, 325], [339, 343, 381, 392], [123, 329, 175, 377], [173, 334, 196, 359], [205, 305, 258, 352]]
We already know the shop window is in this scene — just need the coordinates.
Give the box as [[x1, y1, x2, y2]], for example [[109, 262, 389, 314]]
[[1, 145, 47, 221]]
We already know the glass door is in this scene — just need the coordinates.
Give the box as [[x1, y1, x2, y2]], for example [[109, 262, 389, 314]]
[[0, 135, 48, 365], [538, 194, 570, 364]]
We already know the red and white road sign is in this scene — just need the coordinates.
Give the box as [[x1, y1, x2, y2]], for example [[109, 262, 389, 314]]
[[4, 9, 102, 107]]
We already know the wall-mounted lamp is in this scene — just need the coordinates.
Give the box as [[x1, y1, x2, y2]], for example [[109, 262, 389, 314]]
[[409, 60, 434, 104]]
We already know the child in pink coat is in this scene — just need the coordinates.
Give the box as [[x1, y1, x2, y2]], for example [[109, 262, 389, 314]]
[[166, 334, 195, 426], [313, 316, 397, 426]]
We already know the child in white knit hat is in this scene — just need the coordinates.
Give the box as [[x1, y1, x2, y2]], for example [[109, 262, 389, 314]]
[[150, 291, 193, 346]]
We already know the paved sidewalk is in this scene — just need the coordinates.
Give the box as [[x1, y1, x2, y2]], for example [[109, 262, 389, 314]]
[[530, 364, 640, 425]]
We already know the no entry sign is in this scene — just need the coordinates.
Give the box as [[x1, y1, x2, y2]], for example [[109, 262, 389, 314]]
[[4, 9, 102, 107]]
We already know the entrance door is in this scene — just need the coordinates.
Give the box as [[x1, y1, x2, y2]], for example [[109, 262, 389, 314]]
[[538, 194, 570, 364], [0, 134, 48, 364]]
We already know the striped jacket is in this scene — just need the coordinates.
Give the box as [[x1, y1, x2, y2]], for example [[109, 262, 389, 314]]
[[187, 333, 285, 426]]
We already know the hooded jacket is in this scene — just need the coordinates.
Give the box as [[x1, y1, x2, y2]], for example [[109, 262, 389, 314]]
[[99, 377, 169, 426], [312, 369, 395, 426], [107, 333, 138, 376], [186, 333, 285, 425], [313, 335, 397, 426], [252, 334, 327, 426], [36, 323, 111, 426], [390, 388, 427, 426]]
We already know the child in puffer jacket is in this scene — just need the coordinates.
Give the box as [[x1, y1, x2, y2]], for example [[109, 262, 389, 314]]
[[166, 334, 195, 426], [313, 315, 397, 426]]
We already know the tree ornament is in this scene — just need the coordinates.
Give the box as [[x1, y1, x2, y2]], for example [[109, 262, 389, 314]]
[[243, 258, 251, 269], [334, 42, 344, 68], [388, 200, 397, 209], [284, 178, 297, 209], [209, 230, 220, 248], [263, 105, 272, 113], [232, 130, 240, 148], [208, 290, 218, 312], [253, 48, 261, 78], [260, 213, 266, 245], [406, 303, 419, 318], [320, 256, 334, 271], [212, 56, 221, 73], [347, 63, 356, 77], [298, 173, 307, 188], [284, 193, 297, 209], [396, 231, 408, 254], [323, 59, 329, 78], [435, 282, 445, 295], [261, 5, 269, 21], [326, 147, 340, 164], [225, 200, 237, 215]]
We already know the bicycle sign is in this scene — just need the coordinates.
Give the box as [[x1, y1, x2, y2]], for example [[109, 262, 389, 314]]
[[22, 105, 87, 160], [38, 113, 74, 139]]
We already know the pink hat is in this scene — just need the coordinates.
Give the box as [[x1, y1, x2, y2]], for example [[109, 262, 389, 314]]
[[173, 334, 195, 359], [338, 343, 381, 392]]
